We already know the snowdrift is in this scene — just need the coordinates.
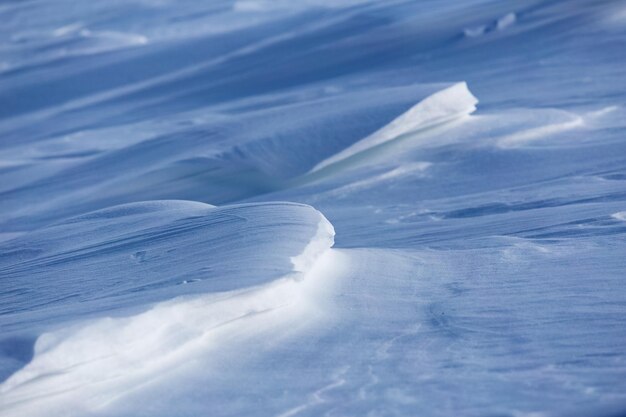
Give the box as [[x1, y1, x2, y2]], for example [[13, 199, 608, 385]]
[[0, 200, 336, 390]]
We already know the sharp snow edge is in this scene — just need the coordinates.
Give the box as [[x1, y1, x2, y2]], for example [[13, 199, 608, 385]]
[[291, 214, 335, 273], [311, 82, 478, 172]]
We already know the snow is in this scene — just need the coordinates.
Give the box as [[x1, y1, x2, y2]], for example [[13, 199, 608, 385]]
[[1, 0, 626, 416], [311, 82, 478, 173], [612, 211, 626, 222], [2, 250, 342, 417], [464, 11, 517, 38], [497, 13, 517, 31]]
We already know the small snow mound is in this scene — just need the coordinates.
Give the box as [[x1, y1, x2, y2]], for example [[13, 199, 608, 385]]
[[611, 212, 626, 221], [0, 200, 331, 331], [464, 12, 516, 38], [497, 13, 517, 30]]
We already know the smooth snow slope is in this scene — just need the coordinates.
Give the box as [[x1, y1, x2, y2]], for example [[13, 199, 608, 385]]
[[1, 0, 626, 416]]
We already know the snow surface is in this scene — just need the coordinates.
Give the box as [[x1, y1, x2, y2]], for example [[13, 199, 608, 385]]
[[1, 0, 626, 416]]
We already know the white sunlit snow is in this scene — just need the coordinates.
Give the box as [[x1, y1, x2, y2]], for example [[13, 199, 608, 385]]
[[1, 1, 626, 416]]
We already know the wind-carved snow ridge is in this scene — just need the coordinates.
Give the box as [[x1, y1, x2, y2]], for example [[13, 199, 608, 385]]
[[0, 201, 339, 417], [291, 215, 335, 273], [311, 82, 478, 173]]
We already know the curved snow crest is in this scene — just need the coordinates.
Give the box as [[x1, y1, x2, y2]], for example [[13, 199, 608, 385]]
[[0, 200, 334, 333], [311, 82, 478, 173], [291, 213, 335, 273], [0, 200, 340, 416]]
